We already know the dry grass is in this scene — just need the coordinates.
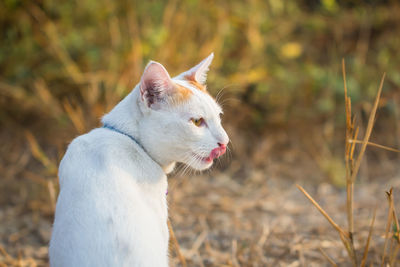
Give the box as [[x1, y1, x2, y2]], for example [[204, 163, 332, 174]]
[[1, 159, 399, 266], [297, 61, 400, 267], [1, 2, 400, 266], [1, 66, 400, 266]]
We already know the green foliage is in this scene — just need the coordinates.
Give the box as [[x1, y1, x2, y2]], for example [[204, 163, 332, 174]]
[[1, 0, 399, 131]]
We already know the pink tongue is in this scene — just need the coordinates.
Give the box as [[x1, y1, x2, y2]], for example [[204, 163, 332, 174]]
[[209, 146, 226, 160]]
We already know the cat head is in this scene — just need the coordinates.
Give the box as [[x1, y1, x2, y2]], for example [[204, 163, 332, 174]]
[[138, 53, 229, 171]]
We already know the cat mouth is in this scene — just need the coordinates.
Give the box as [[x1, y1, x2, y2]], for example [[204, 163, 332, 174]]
[[201, 156, 214, 163], [192, 153, 213, 164], [194, 147, 226, 164]]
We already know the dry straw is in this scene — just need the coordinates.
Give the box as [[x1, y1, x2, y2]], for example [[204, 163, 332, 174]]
[[298, 59, 400, 266]]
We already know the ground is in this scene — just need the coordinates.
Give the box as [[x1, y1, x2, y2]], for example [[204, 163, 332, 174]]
[[1, 151, 399, 266]]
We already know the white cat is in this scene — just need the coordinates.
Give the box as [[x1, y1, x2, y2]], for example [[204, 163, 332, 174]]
[[49, 53, 229, 267]]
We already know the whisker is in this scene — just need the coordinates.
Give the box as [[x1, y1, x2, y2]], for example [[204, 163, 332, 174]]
[[215, 83, 239, 102], [218, 97, 239, 108]]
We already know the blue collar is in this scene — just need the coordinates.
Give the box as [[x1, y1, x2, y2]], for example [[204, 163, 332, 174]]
[[102, 123, 168, 195], [102, 124, 146, 152]]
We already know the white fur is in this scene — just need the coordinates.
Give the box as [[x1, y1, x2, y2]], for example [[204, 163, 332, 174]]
[[49, 54, 229, 267], [175, 52, 214, 85]]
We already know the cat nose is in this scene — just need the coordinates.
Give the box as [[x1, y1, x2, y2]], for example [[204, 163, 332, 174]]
[[216, 142, 227, 156]]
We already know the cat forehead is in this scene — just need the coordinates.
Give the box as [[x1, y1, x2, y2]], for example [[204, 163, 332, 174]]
[[173, 79, 222, 115]]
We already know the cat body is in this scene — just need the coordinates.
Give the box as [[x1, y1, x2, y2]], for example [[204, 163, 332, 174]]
[[49, 53, 229, 267]]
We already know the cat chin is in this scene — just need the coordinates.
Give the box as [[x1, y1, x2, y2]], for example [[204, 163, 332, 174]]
[[187, 160, 214, 171]]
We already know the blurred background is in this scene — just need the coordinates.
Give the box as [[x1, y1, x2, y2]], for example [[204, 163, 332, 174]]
[[1, 0, 400, 266]]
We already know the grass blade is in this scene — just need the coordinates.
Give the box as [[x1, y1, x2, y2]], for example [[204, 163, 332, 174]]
[[360, 208, 376, 267], [296, 185, 349, 239], [350, 73, 386, 183], [348, 139, 400, 153], [318, 247, 338, 267], [382, 188, 394, 267], [343, 59, 357, 267], [168, 220, 187, 267]]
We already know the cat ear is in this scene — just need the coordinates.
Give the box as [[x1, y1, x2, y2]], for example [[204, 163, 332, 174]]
[[176, 53, 214, 85], [139, 61, 175, 109]]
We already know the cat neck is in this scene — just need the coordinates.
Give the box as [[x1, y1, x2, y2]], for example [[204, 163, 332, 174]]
[[101, 87, 176, 174]]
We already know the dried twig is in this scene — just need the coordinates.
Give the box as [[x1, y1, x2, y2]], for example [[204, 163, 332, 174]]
[[343, 59, 357, 267], [348, 139, 400, 153], [231, 239, 240, 267], [350, 72, 386, 183], [388, 189, 400, 266], [168, 220, 187, 267], [25, 131, 58, 174], [318, 247, 338, 267], [360, 209, 376, 267], [382, 188, 394, 267], [296, 185, 349, 239]]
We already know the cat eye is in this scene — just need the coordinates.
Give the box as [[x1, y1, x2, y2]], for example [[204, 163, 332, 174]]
[[191, 118, 205, 127]]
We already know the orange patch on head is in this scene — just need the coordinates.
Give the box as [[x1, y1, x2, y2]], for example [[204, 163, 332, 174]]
[[184, 75, 207, 93], [170, 84, 193, 104]]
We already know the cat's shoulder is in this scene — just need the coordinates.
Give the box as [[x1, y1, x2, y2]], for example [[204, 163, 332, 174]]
[[65, 127, 136, 157], [59, 127, 164, 184]]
